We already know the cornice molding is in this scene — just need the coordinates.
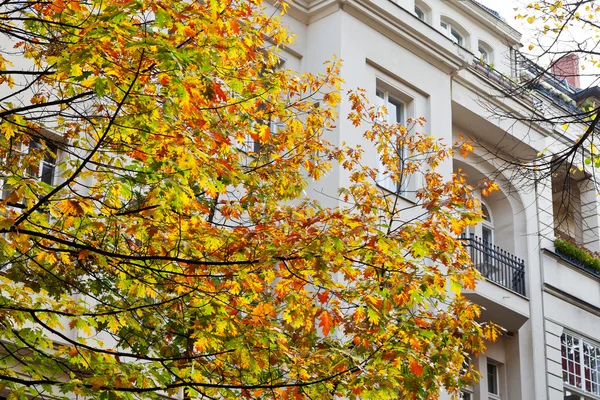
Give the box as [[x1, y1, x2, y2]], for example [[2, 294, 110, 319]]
[[449, 1, 522, 47], [346, 0, 470, 73]]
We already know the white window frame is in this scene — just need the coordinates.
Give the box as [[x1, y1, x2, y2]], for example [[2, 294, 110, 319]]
[[562, 332, 600, 398], [487, 361, 501, 399], [479, 47, 489, 63], [414, 0, 431, 24], [481, 202, 494, 246], [415, 6, 425, 21], [440, 20, 465, 46], [478, 40, 494, 65]]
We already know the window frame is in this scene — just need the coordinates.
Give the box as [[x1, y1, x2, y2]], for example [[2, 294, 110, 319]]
[[487, 361, 500, 397], [1, 135, 58, 206], [481, 202, 494, 246], [415, 6, 425, 21], [374, 87, 409, 196], [414, 0, 431, 24], [440, 18, 467, 47], [478, 40, 494, 65], [562, 331, 600, 398]]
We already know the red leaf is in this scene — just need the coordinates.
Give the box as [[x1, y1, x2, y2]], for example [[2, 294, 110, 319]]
[[212, 82, 227, 102], [317, 290, 329, 304]]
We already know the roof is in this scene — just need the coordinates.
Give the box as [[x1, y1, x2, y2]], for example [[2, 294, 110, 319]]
[[470, 0, 506, 22]]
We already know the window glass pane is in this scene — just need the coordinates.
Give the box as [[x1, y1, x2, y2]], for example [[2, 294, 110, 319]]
[[482, 226, 492, 244], [415, 6, 425, 20], [451, 28, 463, 45], [441, 21, 448, 29], [41, 162, 54, 185], [562, 333, 583, 390], [479, 47, 488, 62], [487, 363, 498, 395], [388, 96, 403, 125], [482, 204, 491, 222]]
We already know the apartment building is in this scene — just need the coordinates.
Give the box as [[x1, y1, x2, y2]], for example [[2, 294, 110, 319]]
[[268, 0, 600, 399]]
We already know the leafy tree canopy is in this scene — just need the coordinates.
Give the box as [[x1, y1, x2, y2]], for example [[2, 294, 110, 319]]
[[0, 0, 495, 399]]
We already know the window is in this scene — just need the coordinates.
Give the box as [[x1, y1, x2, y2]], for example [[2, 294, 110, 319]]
[[487, 362, 499, 396], [562, 332, 600, 397], [415, 6, 425, 21], [2, 136, 57, 205], [375, 88, 408, 194], [481, 203, 493, 246], [478, 41, 494, 65], [479, 47, 489, 63], [552, 169, 583, 243], [440, 20, 466, 46], [414, 0, 431, 23]]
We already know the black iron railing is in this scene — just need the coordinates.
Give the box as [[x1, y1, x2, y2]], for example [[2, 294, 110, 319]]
[[461, 234, 527, 297]]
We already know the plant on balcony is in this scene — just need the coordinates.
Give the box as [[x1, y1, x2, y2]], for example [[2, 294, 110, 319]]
[[554, 238, 600, 272]]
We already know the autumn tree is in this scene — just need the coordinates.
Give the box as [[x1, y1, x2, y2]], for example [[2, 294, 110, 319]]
[[0, 0, 494, 399]]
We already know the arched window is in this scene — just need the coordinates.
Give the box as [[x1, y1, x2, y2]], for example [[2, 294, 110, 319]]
[[415, 6, 425, 21], [481, 202, 493, 245], [414, 0, 431, 24], [478, 40, 494, 65], [440, 17, 468, 47]]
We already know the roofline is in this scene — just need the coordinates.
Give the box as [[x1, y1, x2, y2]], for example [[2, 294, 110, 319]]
[[449, 0, 522, 47]]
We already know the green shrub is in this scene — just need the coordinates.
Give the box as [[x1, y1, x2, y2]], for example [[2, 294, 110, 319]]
[[555, 238, 600, 271]]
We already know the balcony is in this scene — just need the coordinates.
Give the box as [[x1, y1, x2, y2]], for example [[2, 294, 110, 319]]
[[460, 234, 529, 332], [461, 234, 526, 296]]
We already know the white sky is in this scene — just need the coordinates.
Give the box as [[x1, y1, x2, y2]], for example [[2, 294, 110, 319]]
[[475, 0, 528, 35]]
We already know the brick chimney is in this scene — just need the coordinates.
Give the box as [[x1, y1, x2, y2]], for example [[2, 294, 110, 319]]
[[550, 53, 581, 88]]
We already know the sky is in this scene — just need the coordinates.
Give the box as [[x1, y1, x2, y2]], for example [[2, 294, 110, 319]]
[[475, 0, 527, 33], [475, 0, 600, 88]]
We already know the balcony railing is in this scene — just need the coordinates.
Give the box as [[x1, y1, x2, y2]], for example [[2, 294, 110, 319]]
[[461, 234, 527, 297]]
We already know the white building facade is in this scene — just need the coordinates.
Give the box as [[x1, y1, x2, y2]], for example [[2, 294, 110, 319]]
[[271, 0, 600, 399]]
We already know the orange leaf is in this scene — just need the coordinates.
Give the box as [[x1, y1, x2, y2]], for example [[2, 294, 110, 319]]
[[410, 360, 424, 376], [317, 290, 329, 304], [319, 310, 333, 336]]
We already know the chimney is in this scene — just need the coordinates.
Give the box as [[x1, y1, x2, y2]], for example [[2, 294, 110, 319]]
[[550, 53, 581, 88]]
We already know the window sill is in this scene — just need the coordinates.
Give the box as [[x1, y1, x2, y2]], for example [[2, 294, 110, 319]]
[[563, 383, 600, 400], [376, 184, 418, 204]]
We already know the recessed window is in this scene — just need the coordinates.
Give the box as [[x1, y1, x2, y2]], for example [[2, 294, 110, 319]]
[[440, 19, 466, 46], [479, 47, 489, 62], [415, 6, 425, 21], [487, 362, 499, 395], [562, 332, 600, 397], [375, 88, 407, 194], [478, 41, 494, 65], [414, 0, 431, 23]]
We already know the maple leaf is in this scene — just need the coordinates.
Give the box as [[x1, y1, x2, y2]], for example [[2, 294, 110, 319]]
[[410, 360, 424, 376], [319, 310, 334, 336]]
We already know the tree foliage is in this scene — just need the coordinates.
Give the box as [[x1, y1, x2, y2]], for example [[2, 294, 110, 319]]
[[0, 1, 495, 399], [483, 1, 600, 182]]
